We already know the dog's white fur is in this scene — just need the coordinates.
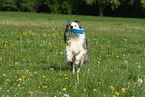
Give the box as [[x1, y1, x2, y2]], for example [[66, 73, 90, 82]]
[[65, 21, 88, 73]]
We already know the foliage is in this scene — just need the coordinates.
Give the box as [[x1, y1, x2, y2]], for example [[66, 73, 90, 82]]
[[0, 0, 145, 17], [0, 0, 17, 11], [17, 0, 40, 12], [141, 0, 145, 7], [44, 0, 72, 14]]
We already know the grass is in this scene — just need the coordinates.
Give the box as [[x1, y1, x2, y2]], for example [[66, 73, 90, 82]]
[[0, 11, 145, 97]]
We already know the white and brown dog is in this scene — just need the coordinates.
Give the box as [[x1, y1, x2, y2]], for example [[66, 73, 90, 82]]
[[64, 20, 88, 74]]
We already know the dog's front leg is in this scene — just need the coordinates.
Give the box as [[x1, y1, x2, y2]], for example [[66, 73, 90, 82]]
[[66, 46, 73, 62], [75, 50, 87, 65]]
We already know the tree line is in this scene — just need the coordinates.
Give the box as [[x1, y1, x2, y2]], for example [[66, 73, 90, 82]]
[[0, 0, 145, 17]]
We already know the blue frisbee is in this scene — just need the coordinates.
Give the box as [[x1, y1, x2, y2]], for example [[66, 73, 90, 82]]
[[70, 29, 84, 34]]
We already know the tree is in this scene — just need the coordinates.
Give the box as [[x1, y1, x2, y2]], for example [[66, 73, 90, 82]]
[[44, 0, 72, 14], [17, 0, 40, 12], [0, 0, 17, 11], [85, 0, 120, 16]]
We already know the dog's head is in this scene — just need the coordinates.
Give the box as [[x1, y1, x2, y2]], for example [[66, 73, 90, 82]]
[[66, 20, 81, 31]]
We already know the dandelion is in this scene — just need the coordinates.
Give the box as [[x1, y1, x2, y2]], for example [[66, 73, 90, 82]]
[[44, 86, 47, 88], [22, 76, 25, 78], [121, 88, 125, 93], [28, 91, 33, 94], [134, 82, 137, 84], [38, 86, 41, 88], [113, 95, 116, 97], [60, 73, 62, 75], [3, 74, 6, 76], [43, 76, 45, 78], [109, 86, 114, 90], [4, 43, 6, 47], [116, 56, 119, 58], [93, 89, 97, 92], [116, 92, 119, 95], [111, 70, 113, 72], [18, 78, 22, 81], [17, 84, 21, 87], [64, 74, 67, 76], [62, 88, 66, 91], [93, 38, 96, 40], [65, 77, 68, 79]]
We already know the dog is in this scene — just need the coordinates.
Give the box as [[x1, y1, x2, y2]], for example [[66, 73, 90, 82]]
[[64, 20, 88, 74]]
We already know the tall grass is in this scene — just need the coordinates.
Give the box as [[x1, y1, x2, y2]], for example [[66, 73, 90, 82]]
[[0, 11, 145, 97]]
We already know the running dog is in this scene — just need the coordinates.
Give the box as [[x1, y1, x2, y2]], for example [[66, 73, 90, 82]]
[[64, 20, 88, 74]]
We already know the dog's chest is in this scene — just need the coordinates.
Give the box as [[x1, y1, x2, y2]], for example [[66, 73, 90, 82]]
[[67, 36, 84, 54]]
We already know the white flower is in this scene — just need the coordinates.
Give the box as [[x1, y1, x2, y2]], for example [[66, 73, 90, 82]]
[[50, 68, 54, 70], [63, 94, 69, 97], [34, 71, 37, 74], [60, 51, 63, 54], [25, 70, 29, 73], [15, 62, 19, 65], [138, 66, 141, 68], [0, 57, 2, 61], [138, 79, 143, 86], [98, 62, 100, 64], [123, 54, 125, 57]]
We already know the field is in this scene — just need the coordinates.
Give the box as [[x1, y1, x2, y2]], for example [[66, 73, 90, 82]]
[[0, 11, 145, 97]]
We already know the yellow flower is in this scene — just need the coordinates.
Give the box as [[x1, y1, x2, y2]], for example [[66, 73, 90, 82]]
[[65, 77, 68, 79], [22, 76, 25, 78], [93, 38, 96, 40], [17, 84, 21, 87], [6, 41, 8, 43], [28, 91, 32, 94], [113, 95, 116, 97], [62, 88, 66, 91], [4, 43, 6, 47], [93, 89, 97, 92], [109, 86, 114, 90], [116, 92, 119, 95], [134, 82, 137, 84], [43, 76, 45, 78], [116, 56, 119, 58], [111, 70, 113, 72], [38, 86, 41, 88], [64, 74, 67, 76], [19, 78, 22, 81], [44, 86, 47, 88], [3, 74, 6, 76], [60, 73, 62, 76], [121, 88, 125, 93], [30, 74, 33, 76]]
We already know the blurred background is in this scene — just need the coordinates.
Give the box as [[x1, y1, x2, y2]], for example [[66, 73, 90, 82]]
[[0, 0, 145, 18]]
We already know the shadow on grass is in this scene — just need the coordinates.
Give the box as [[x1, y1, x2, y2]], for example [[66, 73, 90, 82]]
[[39, 63, 71, 72]]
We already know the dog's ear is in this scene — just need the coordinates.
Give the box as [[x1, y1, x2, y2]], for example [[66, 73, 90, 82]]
[[66, 20, 70, 28], [75, 20, 81, 29]]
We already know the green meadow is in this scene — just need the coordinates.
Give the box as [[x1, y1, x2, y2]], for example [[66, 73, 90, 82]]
[[0, 11, 145, 97]]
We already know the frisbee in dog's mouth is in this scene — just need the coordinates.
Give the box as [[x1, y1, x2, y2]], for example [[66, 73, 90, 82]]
[[69, 29, 84, 34]]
